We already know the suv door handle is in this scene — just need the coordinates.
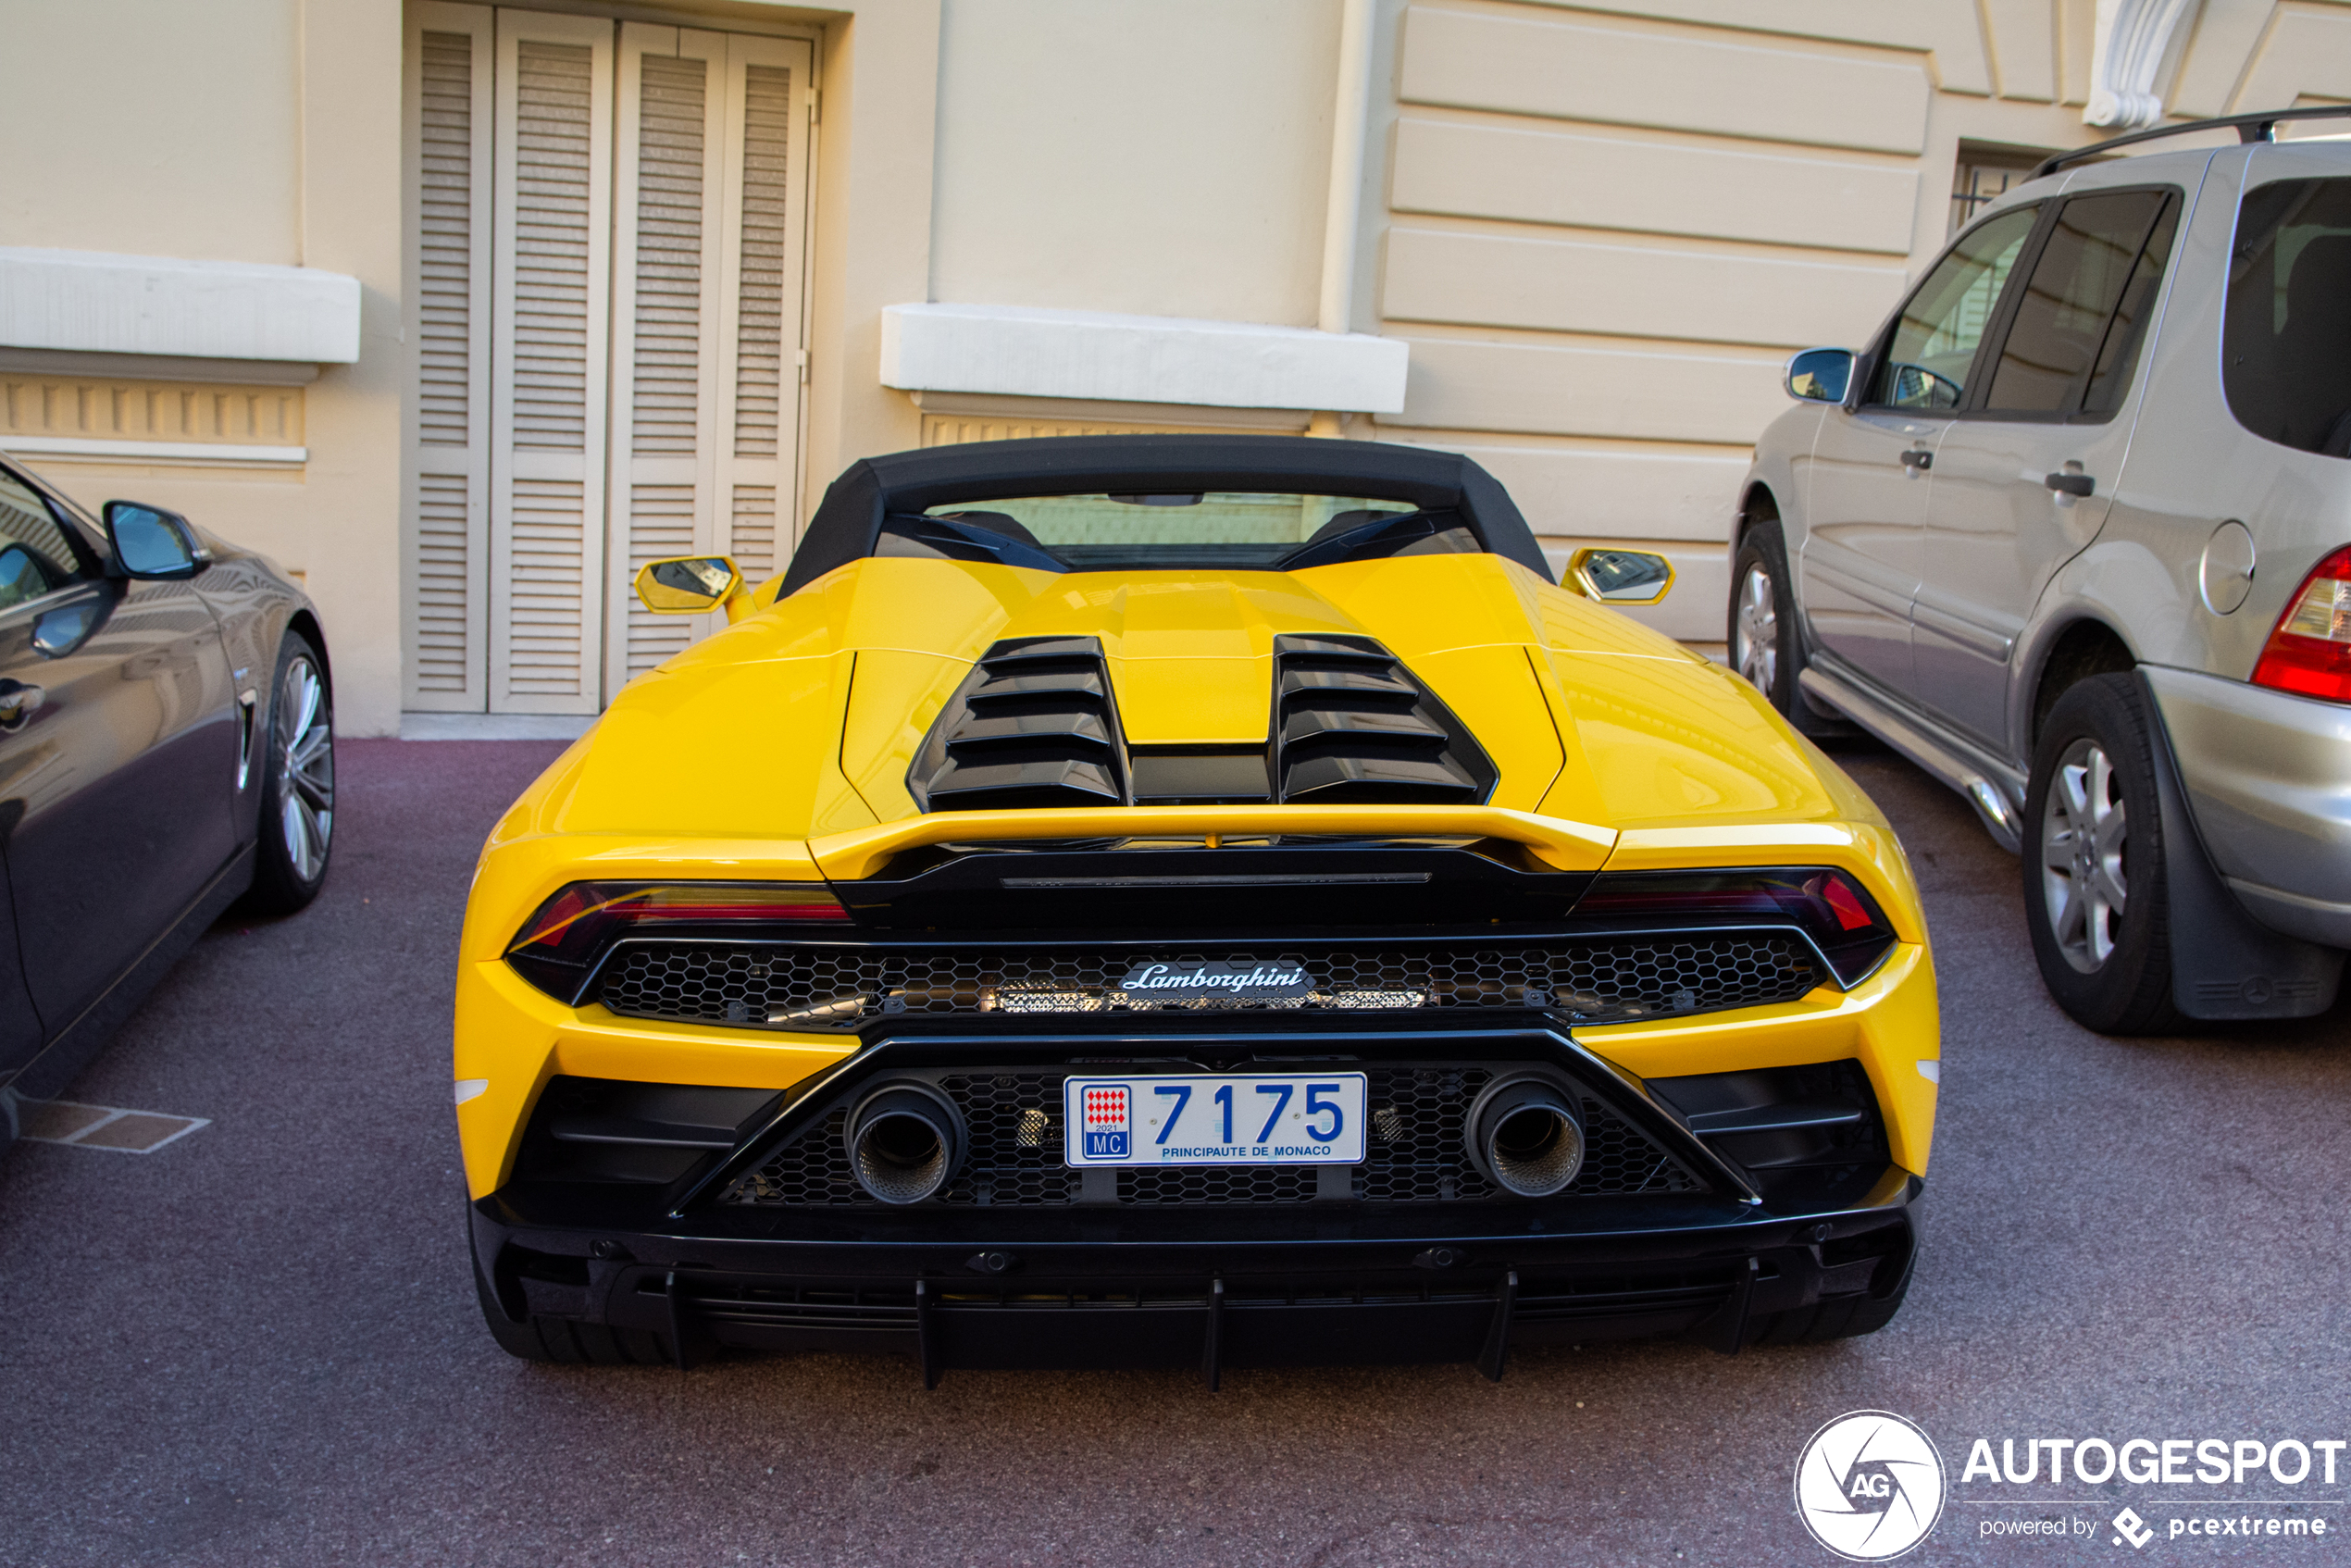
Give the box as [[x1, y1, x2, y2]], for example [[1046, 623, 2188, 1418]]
[[0, 679, 44, 730], [1899, 448, 1933, 471], [2044, 470, 2096, 497]]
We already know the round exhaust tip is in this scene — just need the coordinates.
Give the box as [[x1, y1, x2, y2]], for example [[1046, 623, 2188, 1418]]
[[845, 1082, 966, 1204], [1469, 1076, 1586, 1198]]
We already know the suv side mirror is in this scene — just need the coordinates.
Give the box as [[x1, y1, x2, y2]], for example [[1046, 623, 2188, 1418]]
[[105, 502, 207, 579], [633, 555, 746, 619], [1785, 348, 1857, 404], [1567, 547, 1673, 605]]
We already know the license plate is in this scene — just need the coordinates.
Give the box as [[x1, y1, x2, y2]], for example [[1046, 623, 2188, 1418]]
[[1063, 1073, 1366, 1166]]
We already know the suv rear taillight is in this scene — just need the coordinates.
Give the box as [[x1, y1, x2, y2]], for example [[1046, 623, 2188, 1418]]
[[2252, 544, 2351, 703]]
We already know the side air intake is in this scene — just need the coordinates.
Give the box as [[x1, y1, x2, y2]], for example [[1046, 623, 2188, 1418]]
[[1272, 634, 1497, 803], [908, 637, 1130, 812]]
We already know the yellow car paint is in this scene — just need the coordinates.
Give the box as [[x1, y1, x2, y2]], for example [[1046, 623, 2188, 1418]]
[[1578, 940, 1941, 1175], [806, 803, 1620, 881], [455, 957, 857, 1194], [457, 548, 1942, 1200]]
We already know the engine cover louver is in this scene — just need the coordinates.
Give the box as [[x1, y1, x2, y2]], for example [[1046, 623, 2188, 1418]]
[[1271, 634, 1497, 803], [907, 637, 1130, 812], [905, 632, 1496, 813]]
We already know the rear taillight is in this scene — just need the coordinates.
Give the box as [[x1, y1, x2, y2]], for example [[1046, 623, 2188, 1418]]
[[2252, 544, 2351, 703], [1571, 868, 1898, 987], [506, 881, 851, 998]]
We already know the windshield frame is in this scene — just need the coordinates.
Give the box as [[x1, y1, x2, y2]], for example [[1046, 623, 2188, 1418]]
[[779, 433, 1555, 592]]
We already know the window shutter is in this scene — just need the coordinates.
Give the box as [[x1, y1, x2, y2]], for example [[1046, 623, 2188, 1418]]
[[603, 29, 811, 694], [404, 3, 492, 710], [488, 10, 613, 714], [714, 36, 814, 590], [405, 13, 806, 715], [603, 25, 728, 695]]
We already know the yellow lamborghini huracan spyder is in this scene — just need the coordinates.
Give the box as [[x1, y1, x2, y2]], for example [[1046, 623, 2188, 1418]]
[[454, 435, 1938, 1382]]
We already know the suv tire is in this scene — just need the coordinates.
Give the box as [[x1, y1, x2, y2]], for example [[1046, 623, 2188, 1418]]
[[1729, 519, 1843, 738], [2021, 674, 2186, 1035]]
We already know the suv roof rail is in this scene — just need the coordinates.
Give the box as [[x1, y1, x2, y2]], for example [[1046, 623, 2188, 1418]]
[[2034, 105, 2351, 179]]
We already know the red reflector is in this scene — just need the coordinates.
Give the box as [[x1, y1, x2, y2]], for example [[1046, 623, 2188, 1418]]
[[1819, 874, 1875, 932], [2253, 544, 2351, 704], [514, 883, 602, 950], [509, 881, 851, 966]]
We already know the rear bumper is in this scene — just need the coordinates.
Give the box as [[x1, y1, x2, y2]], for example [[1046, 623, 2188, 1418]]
[[2147, 665, 2351, 949], [471, 1166, 1921, 1381]]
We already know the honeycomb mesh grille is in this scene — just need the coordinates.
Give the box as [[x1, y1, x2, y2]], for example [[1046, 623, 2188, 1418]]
[[1357, 1070, 1699, 1201], [721, 1076, 1079, 1207], [715, 1066, 1702, 1208], [727, 1109, 862, 1205], [600, 936, 1818, 1030], [1119, 1166, 1318, 1204], [937, 1073, 1077, 1206]]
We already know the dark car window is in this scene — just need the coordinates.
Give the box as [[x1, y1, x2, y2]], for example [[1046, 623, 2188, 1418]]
[[0, 467, 87, 607], [896, 492, 1436, 572], [2225, 177, 2351, 455], [1983, 190, 2179, 417], [1866, 205, 2038, 410], [0, 545, 50, 613]]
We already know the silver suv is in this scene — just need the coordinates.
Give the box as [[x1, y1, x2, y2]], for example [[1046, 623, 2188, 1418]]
[[1733, 107, 2351, 1034]]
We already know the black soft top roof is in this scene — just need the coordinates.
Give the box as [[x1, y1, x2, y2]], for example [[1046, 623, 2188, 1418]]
[[778, 433, 1552, 593]]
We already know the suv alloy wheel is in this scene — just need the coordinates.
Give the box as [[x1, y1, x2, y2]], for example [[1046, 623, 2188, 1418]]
[[2021, 675, 2184, 1034]]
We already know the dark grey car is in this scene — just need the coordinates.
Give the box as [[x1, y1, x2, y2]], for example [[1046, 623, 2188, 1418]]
[[1731, 108, 2351, 1034], [0, 454, 333, 1149]]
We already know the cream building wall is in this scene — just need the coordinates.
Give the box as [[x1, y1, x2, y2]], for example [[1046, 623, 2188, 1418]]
[[1, 0, 404, 731], [7, 0, 2351, 730], [905, 0, 2351, 646], [0, 0, 952, 737], [929, 0, 1340, 327]]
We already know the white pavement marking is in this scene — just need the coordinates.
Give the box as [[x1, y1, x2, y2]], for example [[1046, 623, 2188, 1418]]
[[19, 1100, 210, 1153]]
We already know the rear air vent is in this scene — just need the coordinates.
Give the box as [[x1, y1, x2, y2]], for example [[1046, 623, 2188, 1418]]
[[1272, 635, 1496, 804], [908, 637, 1130, 812]]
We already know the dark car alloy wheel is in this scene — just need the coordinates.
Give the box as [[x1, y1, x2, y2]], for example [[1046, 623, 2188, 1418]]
[[243, 633, 335, 914]]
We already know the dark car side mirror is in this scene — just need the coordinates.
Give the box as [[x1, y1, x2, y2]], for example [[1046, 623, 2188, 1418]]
[[105, 502, 208, 579]]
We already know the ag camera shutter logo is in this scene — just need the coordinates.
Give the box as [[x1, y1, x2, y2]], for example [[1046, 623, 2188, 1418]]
[[1795, 1411, 1947, 1561]]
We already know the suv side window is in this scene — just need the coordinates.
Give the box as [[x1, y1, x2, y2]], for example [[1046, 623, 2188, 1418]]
[[1982, 189, 2180, 418], [0, 466, 90, 614], [2225, 177, 2351, 455], [1866, 205, 2039, 410]]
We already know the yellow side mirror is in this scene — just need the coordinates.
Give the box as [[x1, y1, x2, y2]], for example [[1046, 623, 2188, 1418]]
[[1567, 547, 1673, 606], [634, 555, 744, 618]]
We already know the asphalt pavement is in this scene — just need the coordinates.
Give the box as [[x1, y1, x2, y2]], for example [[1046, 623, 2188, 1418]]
[[3, 736, 2347, 1567]]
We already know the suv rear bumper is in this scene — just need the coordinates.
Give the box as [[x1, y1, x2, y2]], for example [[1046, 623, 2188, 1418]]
[[2147, 666, 2351, 949], [469, 1168, 1921, 1382]]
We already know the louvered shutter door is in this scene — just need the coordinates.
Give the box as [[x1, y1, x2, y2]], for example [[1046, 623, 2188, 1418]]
[[404, 3, 492, 710], [713, 36, 814, 590], [602, 30, 811, 694], [488, 11, 614, 714], [603, 25, 728, 695]]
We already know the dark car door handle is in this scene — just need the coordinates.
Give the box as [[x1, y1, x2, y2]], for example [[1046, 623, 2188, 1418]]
[[2044, 471, 2096, 497], [0, 679, 43, 730], [1899, 448, 1933, 471]]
